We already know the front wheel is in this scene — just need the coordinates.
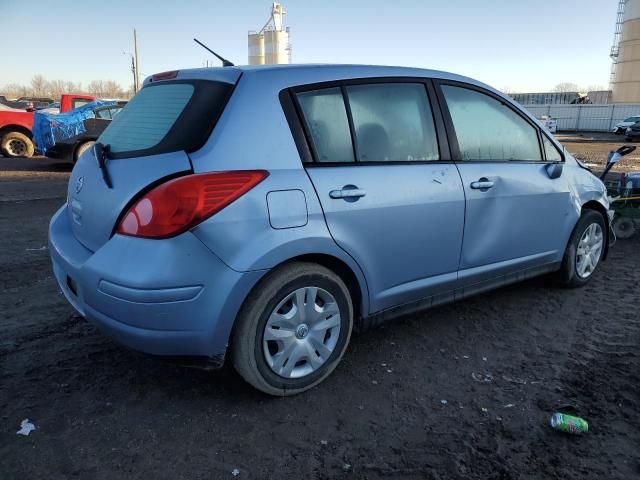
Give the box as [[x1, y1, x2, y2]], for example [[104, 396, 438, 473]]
[[232, 262, 353, 396], [612, 216, 636, 239], [556, 210, 606, 288]]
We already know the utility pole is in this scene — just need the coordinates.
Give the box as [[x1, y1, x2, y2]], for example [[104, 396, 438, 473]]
[[133, 28, 140, 92]]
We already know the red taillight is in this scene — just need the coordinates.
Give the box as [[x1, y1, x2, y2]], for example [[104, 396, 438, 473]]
[[152, 70, 179, 81], [117, 170, 268, 239]]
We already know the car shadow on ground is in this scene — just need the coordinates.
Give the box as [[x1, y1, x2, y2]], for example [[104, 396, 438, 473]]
[[0, 155, 72, 173]]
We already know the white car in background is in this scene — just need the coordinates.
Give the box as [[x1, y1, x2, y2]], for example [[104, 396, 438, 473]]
[[613, 115, 640, 134]]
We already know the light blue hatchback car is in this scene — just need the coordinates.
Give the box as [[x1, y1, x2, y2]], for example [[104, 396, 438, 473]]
[[49, 65, 610, 395]]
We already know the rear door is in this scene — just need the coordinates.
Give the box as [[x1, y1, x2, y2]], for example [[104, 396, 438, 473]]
[[67, 76, 237, 252], [294, 80, 465, 314], [436, 82, 573, 287]]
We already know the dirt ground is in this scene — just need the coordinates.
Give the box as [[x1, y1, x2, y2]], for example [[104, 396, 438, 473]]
[[1, 139, 639, 479]]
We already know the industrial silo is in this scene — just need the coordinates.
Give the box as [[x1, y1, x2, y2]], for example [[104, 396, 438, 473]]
[[612, 0, 640, 102], [248, 32, 265, 65], [248, 2, 291, 65]]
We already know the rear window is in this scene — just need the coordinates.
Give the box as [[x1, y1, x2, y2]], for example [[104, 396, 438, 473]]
[[99, 80, 233, 159]]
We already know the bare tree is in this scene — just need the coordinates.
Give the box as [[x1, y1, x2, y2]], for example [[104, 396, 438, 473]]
[[552, 82, 579, 93], [1, 83, 28, 98], [1, 76, 129, 100], [30, 74, 49, 97], [87, 80, 105, 97], [65, 80, 83, 94], [47, 79, 67, 99], [102, 80, 126, 98]]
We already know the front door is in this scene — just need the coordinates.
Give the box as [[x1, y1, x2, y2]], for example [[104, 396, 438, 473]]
[[438, 83, 574, 286], [295, 82, 466, 313]]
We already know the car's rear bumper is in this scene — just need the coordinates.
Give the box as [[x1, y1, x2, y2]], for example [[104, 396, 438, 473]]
[[48, 204, 266, 362]]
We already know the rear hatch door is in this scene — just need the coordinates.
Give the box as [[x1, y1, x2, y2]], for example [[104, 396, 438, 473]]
[[66, 71, 239, 252]]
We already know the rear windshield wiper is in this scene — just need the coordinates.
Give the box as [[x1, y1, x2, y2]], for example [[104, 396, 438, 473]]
[[94, 142, 113, 189]]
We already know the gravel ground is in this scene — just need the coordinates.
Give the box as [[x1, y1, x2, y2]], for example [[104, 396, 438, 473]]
[[1, 144, 639, 479]]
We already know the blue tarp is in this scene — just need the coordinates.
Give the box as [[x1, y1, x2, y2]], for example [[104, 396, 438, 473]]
[[32, 100, 116, 155]]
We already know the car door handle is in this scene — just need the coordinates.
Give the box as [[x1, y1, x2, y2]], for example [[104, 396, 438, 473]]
[[329, 187, 366, 199], [470, 179, 494, 190]]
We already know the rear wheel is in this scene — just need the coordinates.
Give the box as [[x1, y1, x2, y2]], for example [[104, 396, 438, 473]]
[[232, 262, 353, 396], [74, 140, 95, 162], [556, 210, 606, 287], [1, 131, 34, 158]]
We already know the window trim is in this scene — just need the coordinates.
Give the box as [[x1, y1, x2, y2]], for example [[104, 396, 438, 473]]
[[434, 79, 562, 164], [540, 131, 565, 162], [280, 76, 451, 167]]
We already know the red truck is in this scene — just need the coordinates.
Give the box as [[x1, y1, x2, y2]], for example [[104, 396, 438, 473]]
[[0, 94, 96, 158]]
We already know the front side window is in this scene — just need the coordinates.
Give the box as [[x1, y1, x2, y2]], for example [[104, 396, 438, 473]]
[[297, 88, 354, 163], [345, 83, 439, 162], [543, 136, 562, 162], [442, 85, 542, 162]]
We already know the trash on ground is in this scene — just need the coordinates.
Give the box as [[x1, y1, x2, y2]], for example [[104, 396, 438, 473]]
[[16, 419, 36, 436], [502, 374, 527, 385], [440, 399, 448, 405], [471, 372, 493, 383], [503, 403, 515, 408], [481, 407, 489, 413], [550, 412, 589, 434], [231, 468, 240, 476], [320, 440, 328, 446], [25, 246, 47, 251]]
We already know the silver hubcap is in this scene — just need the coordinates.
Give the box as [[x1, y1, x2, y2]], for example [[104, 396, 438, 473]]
[[576, 223, 603, 279], [263, 286, 341, 379], [7, 139, 26, 156]]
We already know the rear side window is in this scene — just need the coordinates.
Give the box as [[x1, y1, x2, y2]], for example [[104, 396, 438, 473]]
[[346, 83, 439, 162], [442, 85, 542, 162], [99, 80, 233, 159], [72, 99, 91, 109], [297, 88, 354, 163]]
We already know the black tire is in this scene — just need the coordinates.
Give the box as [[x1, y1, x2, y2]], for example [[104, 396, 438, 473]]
[[74, 140, 95, 163], [1, 131, 34, 158], [612, 216, 636, 239], [556, 210, 606, 288], [232, 262, 353, 396]]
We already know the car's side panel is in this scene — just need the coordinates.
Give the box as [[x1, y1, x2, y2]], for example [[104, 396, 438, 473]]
[[190, 168, 371, 315], [455, 162, 575, 280], [306, 164, 465, 314]]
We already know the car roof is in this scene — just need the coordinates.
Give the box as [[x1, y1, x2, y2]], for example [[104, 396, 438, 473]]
[[149, 63, 500, 96]]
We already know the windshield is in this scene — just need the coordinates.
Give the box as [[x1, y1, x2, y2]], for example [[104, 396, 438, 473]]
[[99, 80, 234, 159]]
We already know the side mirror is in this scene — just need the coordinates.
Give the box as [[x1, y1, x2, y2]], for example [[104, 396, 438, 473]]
[[545, 162, 563, 179], [610, 145, 636, 164], [607, 152, 622, 165]]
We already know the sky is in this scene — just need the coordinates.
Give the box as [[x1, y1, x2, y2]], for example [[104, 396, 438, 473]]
[[0, 0, 618, 93]]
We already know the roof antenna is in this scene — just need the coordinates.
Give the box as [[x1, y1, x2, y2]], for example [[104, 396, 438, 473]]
[[193, 38, 234, 67]]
